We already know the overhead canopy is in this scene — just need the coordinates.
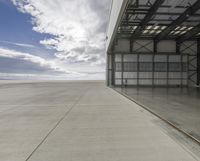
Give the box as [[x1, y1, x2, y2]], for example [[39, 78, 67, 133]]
[[107, 0, 200, 52], [119, 0, 200, 40], [106, 0, 129, 52]]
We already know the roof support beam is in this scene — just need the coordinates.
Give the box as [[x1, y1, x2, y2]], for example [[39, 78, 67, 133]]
[[177, 24, 200, 43], [126, 11, 200, 17], [129, 4, 190, 9], [130, 0, 165, 39], [122, 19, 198, 24], [155, 0, 200, 41]]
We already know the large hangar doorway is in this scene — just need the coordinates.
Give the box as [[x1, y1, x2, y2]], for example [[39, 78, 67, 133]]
[[106, 0, 200, 143], [110, 40, 189, 87]]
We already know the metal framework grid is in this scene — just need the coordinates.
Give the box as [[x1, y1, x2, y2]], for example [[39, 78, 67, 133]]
[[114, 54, 188, 87], [107, 0, 200, 87], [118, 0, 200, 40]]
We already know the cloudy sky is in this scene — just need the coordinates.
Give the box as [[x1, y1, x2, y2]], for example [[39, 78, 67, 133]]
[[0, 0, 111, 80]]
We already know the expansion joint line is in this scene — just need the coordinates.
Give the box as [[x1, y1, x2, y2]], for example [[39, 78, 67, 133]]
[[111, 87, 200, 146], [25, 87, 90, 161]]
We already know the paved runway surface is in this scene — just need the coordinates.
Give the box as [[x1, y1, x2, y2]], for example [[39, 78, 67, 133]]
[[0, 81, 199, 161]]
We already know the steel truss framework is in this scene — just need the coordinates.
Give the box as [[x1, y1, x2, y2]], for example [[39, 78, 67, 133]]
[[107, 0, 200, 87], [181, 41, 199, 85], [118, 0, 200, 40]]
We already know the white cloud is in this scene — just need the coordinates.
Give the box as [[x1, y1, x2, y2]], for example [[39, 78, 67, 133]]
[[0, 47, 105, 80], [0, 47, 75, 74], [0, 41, 35, 48], [11, 0, 110, 67]]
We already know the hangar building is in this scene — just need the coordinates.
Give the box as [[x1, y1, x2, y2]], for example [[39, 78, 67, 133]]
[[106, 0, 200, 87], [106, 0, 200, 143]]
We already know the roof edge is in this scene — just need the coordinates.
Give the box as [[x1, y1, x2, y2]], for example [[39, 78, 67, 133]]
[[106, 0, 130, 53]]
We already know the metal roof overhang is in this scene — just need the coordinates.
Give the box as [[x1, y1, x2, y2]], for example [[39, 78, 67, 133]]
[[106, 0, 200, 52], [106, 0, 129, 53]]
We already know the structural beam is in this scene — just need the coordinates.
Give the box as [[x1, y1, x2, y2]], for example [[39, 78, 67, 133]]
[[197, 39, 200, 86], [152, 40, 157, 86], [126, 11, 200, 17], [111, 54, 115, 86], [130, 38, 133, 52], [176, 41, 180, 54], [128, 4, 192, 9], [177, 24, 200, 43], [130, 0, 165, 39], [113, 51, 179, 55], [110, 44, 115, 86], [156, 0, 200, 41], [122, 19, 198, 25]]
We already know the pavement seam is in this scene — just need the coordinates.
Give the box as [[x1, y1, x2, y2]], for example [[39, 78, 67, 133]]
[[24, 88, 89, 161], [112, 88, 200, 144], [112, 87, 200, 160]]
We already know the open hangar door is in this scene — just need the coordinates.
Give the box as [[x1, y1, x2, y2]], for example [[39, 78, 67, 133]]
[[106, 0, 200, 143], [106, 0, 200, 87], [112, 40, 189, 87]]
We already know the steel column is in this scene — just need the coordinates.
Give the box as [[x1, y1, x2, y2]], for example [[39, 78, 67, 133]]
[[197, 39, 200, 85], [153, 40, 157, 86], [106, 53, 110, 86], [137, 53, 139, 86], [121, 54, 124, 86], [176, 41, 183, 86], [167, 54, 169, 87]]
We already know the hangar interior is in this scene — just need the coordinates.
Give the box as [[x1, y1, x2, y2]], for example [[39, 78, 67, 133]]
[[106, 0, 200, 143], [107, 0, 200, 87]]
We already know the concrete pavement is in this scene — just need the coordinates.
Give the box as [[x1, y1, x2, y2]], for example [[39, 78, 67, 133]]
[[115, 87, 200, 142], [0, 81, 199, 161]]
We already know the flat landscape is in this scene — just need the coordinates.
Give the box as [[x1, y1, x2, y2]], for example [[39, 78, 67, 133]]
[[0, 81, 199, 161]]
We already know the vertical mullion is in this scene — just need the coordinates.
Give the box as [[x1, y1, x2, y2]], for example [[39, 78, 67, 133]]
[[121, 54, 124, 86], [111, 53, 115, 86], [176, 41, 183, 87], [167, 54, 169, 87], [153, 40, 157, 87], [137, 53, 139, 86], [181, 54, 183, 87], [106, 53, 110, 86], [197, 39, 200, 86], [187, 54, 189, 87]]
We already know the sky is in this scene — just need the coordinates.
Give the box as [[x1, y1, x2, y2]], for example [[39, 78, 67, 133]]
[[0, 0, 111, 80]]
